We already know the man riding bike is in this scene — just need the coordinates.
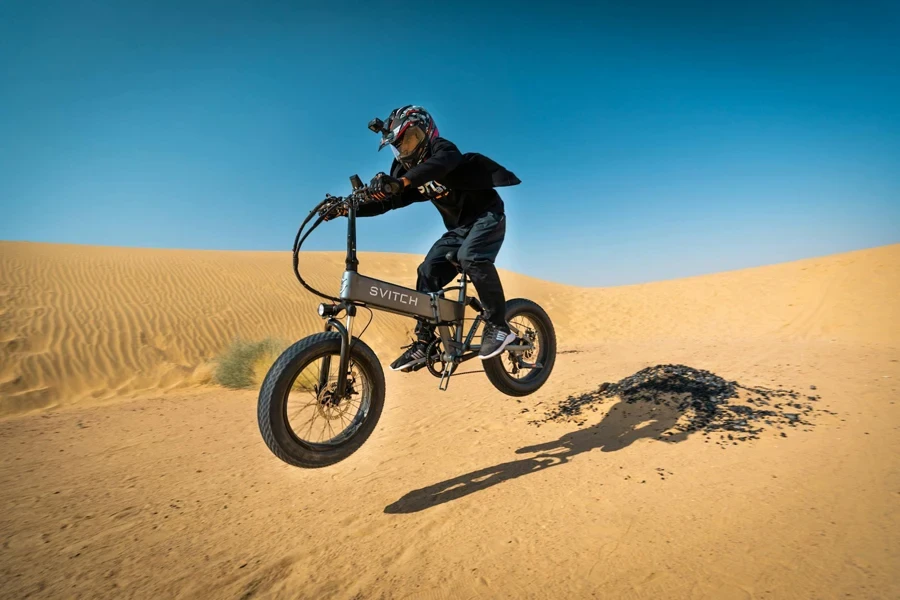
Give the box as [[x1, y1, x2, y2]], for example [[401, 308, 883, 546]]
[[325, 105, 521, 372]]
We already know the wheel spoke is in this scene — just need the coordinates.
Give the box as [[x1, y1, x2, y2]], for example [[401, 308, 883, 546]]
[[501, 313, 545, 381], [320, 414, 331, 443], [337, 407, 349, 430], [305, 408, 319, 440], [289, 398, 318, 422], [328, 413, 338, 442], [283, 348, 374, 447]]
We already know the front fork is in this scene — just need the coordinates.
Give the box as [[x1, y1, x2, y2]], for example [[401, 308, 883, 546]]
[[320, 305, 356, 400]]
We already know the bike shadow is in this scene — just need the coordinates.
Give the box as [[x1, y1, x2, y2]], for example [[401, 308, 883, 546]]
[[384, 395, 690, 514]]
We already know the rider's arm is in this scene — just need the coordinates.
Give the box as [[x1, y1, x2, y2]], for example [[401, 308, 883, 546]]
[[356, 186, 425, 217], [401, 137, 463, 189]]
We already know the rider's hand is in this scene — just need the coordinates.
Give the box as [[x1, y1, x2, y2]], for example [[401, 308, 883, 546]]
[[319, 199, 348, 222], [369, 173, 404, 201]]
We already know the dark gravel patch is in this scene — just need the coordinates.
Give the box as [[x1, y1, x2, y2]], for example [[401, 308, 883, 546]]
[[528, 364, 828, 443]]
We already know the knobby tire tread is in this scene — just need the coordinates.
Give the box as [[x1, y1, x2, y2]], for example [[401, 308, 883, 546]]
[[257, 332, 385, 468], [483, 298, 557, 397]]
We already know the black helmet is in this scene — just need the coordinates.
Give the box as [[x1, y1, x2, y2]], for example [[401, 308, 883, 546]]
[[375, 105, 439, 168]]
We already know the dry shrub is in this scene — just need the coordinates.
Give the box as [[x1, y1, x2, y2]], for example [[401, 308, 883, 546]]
[[214, 337, 289, 389]]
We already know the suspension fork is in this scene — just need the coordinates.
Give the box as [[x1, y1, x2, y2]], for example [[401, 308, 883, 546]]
[[316, 178, 361, 400], [321, 305, 356, 399]]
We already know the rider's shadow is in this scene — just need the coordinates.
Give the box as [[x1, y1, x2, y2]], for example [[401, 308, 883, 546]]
[[384, 397, 690, 514]]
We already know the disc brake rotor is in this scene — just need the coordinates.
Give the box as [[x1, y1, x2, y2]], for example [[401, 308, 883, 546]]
[[507, 318, 539, 374], [315, 378, 357, 421]]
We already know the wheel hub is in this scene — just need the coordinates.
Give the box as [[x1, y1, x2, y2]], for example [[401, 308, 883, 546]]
[[316, 379, 357, 420], [507, 326, 538, 373]]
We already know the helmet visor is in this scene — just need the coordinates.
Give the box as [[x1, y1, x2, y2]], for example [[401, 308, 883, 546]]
[[379, 121, 425, 159], [393, 126, 425, 159]]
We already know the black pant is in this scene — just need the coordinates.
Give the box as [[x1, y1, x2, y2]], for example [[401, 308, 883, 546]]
[[415, 211, 507, 341]]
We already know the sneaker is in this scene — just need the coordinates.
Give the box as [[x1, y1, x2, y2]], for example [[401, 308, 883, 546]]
[[479, 323, 517, 360], [390, 340, 432, 372]]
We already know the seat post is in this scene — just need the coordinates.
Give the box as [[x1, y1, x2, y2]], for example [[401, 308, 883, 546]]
[[444, 251, 467, 303]]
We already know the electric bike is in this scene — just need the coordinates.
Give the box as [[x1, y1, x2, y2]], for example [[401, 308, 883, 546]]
[[257, 175, 556, 468]]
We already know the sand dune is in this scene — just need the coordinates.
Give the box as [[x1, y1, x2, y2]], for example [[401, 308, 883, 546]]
[[0, 242, 898, 599], [1, 241, 897, 416]]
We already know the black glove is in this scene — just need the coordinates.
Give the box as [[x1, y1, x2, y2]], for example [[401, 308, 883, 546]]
[[369, 172, 403, 201], [319, 196, 348, 221]]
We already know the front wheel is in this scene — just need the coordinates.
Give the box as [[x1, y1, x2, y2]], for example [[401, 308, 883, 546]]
[[483, 298, 557, 396], [257, 332, 385, 468]]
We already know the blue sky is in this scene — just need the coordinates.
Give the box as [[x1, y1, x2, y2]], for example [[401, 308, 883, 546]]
[[2, 0, 898, 286]]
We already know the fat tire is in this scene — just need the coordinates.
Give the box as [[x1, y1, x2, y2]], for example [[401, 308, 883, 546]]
[[257, 331, 385, 468], [483, 298, 557, 397]]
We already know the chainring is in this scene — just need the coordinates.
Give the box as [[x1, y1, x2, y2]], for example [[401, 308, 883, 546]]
[[425, 338, 457, 378]]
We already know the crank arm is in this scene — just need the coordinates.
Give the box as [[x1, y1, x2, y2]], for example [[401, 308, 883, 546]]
[[515, 361, 543, 370], [438, 354, 460, 391], [438, 361, 454, 391], [504, 343, 534, 353]]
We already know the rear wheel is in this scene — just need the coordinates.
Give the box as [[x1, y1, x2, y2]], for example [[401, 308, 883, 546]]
[[257, 332, 385, 468], [483, 298, 556, 396]]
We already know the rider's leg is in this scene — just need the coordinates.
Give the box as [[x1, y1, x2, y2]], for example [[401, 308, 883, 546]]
[[456, 211, 515, 358], [457, 211, 507, 327], [390, 232, 462, 371], [413, 231, 464, 341]]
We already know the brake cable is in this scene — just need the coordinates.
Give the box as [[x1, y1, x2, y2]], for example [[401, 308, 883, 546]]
[[292, 197, 344, 303]]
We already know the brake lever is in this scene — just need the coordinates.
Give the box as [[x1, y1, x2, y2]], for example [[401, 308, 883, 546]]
[[318, 194, 348, 219], [351, 187, 375, 204]]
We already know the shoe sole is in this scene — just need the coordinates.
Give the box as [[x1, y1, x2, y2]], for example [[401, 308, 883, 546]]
[[390, 357, 427, 372], [478, 333, 517, 360]]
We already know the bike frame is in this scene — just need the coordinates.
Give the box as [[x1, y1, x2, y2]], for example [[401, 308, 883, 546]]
[[309, 179, 531, 394]]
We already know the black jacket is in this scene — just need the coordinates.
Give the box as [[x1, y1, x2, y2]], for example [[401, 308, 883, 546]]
[[356, 137, 521, 230]]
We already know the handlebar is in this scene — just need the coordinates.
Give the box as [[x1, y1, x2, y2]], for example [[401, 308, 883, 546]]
[[291, 175, 375, 304], [317, 183, 383, 218]]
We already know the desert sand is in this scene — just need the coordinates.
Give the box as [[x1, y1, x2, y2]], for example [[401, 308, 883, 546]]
[[1, 241, 898, 599]]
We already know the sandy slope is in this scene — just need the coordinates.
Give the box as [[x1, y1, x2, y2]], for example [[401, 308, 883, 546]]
[[1, 241, 897, 416], [0, 242, 898, 599], [0, 242, 587, 416]]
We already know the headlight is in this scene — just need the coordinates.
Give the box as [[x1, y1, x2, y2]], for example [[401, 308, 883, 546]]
[[318, 303, 341, 318]]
